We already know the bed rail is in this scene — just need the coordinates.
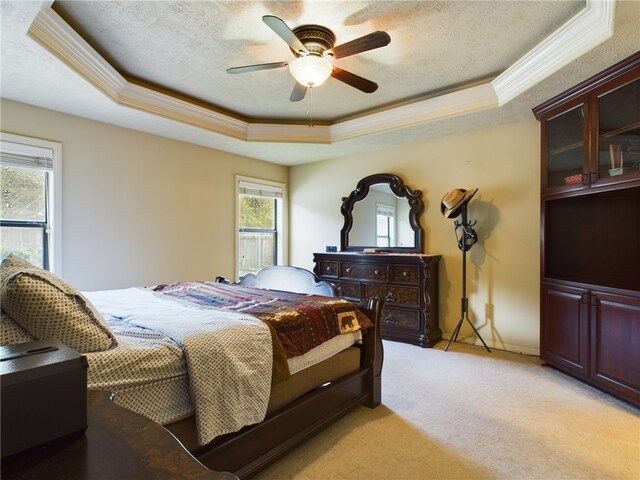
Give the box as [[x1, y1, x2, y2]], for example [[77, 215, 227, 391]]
[[195, 293, 383, 478]]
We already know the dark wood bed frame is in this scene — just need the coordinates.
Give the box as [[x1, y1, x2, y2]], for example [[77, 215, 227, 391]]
[[196, 266, 384, 478]]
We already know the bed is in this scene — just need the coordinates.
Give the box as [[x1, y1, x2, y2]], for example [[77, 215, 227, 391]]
[[0, 258, 383, 479]]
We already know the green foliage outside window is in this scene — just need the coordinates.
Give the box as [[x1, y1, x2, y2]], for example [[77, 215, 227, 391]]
[[0, 237, 42, 267], [0, 166, 47, 268], [239, 195, 275, 229], [1, 166, 46, 221]]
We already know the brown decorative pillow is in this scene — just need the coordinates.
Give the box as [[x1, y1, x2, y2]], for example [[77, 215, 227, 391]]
[[0, 254, 117, 353], [0, 311, 35, 346], [0, 253, 35, 282]]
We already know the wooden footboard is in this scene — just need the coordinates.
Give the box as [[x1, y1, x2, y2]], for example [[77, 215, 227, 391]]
[[195, 295, 383, 479]]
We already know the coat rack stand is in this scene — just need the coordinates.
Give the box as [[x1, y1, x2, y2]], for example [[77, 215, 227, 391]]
[[444, 203, 491, 352]]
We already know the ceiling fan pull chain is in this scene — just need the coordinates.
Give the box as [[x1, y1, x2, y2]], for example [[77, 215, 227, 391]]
[[307, 87, 314, 127]]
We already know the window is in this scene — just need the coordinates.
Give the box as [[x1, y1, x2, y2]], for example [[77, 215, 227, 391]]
[[376, 203, 395, 247], [236, 176, 286, 280], [0, 133, 62, 273]]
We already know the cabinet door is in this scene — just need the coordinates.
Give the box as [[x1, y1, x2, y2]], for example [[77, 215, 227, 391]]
[[594, 77, 640, 187], [590, 290, 640, 403], [542, 102, 589, 192], [541, 283, 589, 376]]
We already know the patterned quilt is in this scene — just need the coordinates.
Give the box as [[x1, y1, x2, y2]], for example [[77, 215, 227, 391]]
[[85, 287, 273, 446], [153, 281, 372, 382]]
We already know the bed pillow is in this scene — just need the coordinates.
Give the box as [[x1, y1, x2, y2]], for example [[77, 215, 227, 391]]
[[0, 311, 35, 345], [0, 254, 117, 353], [0, 252, 35, 276]]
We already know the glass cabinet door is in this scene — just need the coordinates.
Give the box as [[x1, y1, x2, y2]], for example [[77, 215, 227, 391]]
[[546, 105, 585, 189], [597, 78, 640, 182]]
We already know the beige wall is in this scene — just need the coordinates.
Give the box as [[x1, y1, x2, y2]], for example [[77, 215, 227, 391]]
[[0, 100, 288, 291], [1, 98, 540, 353], [290, 121, 541, 354]]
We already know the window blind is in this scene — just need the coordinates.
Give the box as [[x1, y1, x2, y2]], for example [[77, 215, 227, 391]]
[[0, 152, 53, 171], [238, 180, 283, 199], [376, 204, 395, 217]]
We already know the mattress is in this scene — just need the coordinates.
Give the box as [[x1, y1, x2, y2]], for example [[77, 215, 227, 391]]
[[84, 288, 361, 431], [83, 316, 192, 424]]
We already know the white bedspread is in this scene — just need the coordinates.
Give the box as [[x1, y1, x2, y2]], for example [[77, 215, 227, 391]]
[[86, 287, 273, 446]]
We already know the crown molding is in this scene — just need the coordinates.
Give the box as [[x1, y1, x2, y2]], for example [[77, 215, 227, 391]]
[[331, 83, 499, 142], [118, 83, 248, 140], [27, 1, 613, 145], [246, 123, 331, 144], [492, 0, 615, 105], [28, 5, 125, 99]]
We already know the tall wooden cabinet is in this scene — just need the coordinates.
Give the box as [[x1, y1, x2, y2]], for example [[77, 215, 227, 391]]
[[533, 51, 640, 407]]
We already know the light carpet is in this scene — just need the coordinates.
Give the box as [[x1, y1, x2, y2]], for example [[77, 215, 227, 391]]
[[255, 340, 640, 479]]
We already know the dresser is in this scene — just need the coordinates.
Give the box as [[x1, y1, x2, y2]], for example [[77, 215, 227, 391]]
[[314, 252, 441, 347]]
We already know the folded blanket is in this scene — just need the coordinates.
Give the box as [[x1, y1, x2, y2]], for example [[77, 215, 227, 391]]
[[153, 281, 372, 382], [86, 287, 272, 446]]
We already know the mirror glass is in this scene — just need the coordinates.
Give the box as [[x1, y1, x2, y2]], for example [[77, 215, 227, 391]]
[[341, 173, 423, 253], [350, 184, 414, 248]]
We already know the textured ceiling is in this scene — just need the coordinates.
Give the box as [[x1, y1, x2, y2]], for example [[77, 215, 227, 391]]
[[52, 0, 583, 121], [1, 1, 639, 165]]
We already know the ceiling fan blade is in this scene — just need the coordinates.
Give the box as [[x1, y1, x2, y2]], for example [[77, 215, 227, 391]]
[[262, 15, 308, 55], [331, 67, 378, 93], [328, 31, 391, 59], [226, 61, 289, 74], [290, 83, 307, 102]]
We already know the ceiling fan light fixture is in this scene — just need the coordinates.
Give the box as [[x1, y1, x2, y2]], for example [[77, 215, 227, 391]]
[[288, 55, 333, 87]]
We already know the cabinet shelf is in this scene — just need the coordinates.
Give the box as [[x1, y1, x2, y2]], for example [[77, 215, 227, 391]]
[[549, 117, 640, 157], [600, 120, 640, 140], [550, 140, 583, 157]]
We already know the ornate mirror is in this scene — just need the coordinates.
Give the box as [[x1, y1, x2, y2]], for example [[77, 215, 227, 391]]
[[340, 173, 424, 253]]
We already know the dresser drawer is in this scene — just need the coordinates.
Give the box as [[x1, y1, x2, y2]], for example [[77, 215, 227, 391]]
[[333, 281, 361, 301], [313, 252, 442, 348], [363, 284, 419, 307], [390, 264, 420, 285], [382, 307, 420, 331], [318, 261, 338, 278], [340, 263, 388, 282]]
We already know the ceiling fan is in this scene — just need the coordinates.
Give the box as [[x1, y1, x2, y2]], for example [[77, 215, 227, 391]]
[[227, 15, 391, 102]]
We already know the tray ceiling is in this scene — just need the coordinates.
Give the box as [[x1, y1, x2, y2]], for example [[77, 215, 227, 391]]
[[2, 1, 639, 165], [52, 0, 582, 122]]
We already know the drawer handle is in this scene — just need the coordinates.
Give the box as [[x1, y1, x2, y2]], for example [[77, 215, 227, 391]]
[[326, 266, 332, 272], [385, 292, 396, 303], [345, 267, 352, 274], [374, 269, 380, 275], [402, 271, 408, 277], [336, 286, 344, 296], [384, 314, 395, 325]]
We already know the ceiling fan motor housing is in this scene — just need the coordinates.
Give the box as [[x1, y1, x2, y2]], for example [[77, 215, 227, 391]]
[[292, 25, 336, 57]]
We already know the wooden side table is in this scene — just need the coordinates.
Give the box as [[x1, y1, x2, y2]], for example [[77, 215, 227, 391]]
[[2, 391, 237, 480]]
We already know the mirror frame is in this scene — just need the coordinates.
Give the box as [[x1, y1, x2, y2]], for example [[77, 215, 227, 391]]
[[340, 173, 424, 253]]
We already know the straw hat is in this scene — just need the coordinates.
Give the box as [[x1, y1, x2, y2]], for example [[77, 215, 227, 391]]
[[440, 188, 478, 218]]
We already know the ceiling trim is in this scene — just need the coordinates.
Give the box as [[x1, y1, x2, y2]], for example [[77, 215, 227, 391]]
[[27, 1, 613, 146], [492, 0, 615, 105], [118, 82, 248, 140], [331, 83, 499, 142], [28, 5, 249, 140], [246, 123, 331, 144]]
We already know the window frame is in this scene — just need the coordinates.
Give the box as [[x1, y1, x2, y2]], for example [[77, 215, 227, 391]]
[[0, 132, 62, 275], [376, 202, 396, 248], [235, 175, 287, 281]]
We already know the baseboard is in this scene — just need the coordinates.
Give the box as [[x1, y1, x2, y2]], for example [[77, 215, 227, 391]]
[[441, 333, 540, 356]]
